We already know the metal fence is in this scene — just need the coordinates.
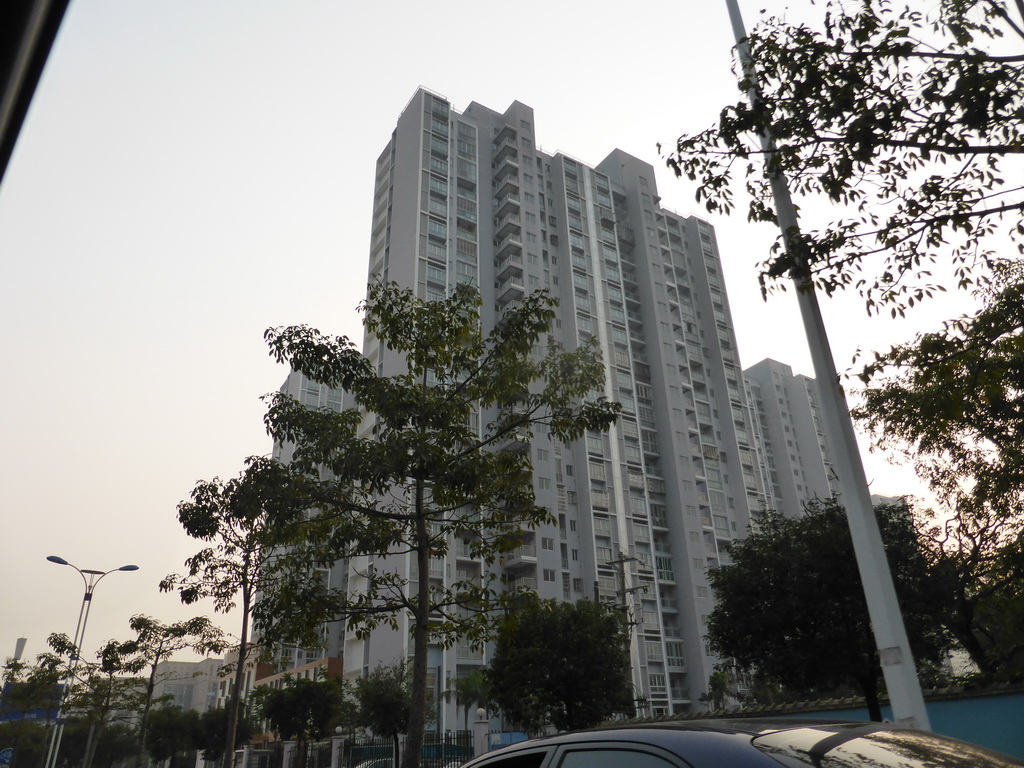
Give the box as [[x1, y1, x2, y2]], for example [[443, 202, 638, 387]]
[[248, 743, 284, 768], [262, 731, 476, 768], [343, 732, 473, 768]]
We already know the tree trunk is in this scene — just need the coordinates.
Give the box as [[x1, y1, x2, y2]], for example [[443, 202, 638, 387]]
[[82, 716, 107, 768], [135, 659, 161, 768], [222, 584, 252, 768], [855, 673, 883, 722], [403, 481, 431, 768]]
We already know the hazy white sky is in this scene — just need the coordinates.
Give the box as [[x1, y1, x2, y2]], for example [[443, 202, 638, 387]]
[[0, 0, 966, 665]]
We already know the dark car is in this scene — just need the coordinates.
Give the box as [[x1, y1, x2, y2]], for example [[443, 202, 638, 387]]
[[459, 719, 1022, 768]]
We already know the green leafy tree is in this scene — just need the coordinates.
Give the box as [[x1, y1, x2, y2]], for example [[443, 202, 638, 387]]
[[0, 651, 63, 722], [663, 0, 1024, 313], [194, 705, 256, 762], [0, 651, 64, 768], [102, 615, 226, 768], [486, 598, 635, 733], [856, 270, 1024, 523], [442, 669, 489, 732], [700, 668, 730, 712], [145, 706, 199, 768], [853, 269, 1024, 677], [354, 662, 415, 766], [706, 499, 951, 720], [905, 505, 1024, 677], [161, 466, 280, 768], [215, 282, 618, 768], [253, 675, 345, 767], [51, 635, 143, 768]]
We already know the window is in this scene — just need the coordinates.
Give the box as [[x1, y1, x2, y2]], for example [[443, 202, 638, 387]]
[[541, 537, 555, 551], [538, 477, 552, 490], [427, 219, 447, 239], [542, 568, 556, 582]]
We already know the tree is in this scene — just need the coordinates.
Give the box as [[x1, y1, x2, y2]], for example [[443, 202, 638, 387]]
[[253, 676, 346, 767], [161, 465, 280, 768], [102, 615, 226, 768], [51, 636, 142, 768], [904, 504, 1024, 677], [216, 282, 619, 768], [354, 662, 414, 766], [145, 706, 199, 768], [663, 0, 1024, 313], [194, 705, 256, 763], [442, 670, 489, 732], [856, 269, 1024, 522], [0, 651, 64, 768], [699, 668, 729, 712], [852, 268, 1024, 676], [705, 499, 951, 721], [486, 598, 635, 733]]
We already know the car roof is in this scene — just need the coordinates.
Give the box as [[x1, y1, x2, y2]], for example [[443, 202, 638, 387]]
[[462, 718, 868, 767]]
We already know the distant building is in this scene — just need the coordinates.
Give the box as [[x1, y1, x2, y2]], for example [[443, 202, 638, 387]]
[[743, 359, 838, 515], [213, 646, 275, 711], [316, 88, 774, 719], [151, 657, 222, 713], [267, 89, 851, 722]]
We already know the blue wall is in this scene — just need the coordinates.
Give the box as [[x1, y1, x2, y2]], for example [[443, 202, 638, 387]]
[[771, 691, 1024, 758]]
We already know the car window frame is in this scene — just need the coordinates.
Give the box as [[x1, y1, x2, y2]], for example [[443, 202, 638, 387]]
[[468, 745, 556, 768], [548, 739, 694, 768]]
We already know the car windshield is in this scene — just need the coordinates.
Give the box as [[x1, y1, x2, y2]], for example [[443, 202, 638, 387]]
[[752, 726, 1023, 768]]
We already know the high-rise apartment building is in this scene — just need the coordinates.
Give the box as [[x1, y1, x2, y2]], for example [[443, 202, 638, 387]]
[[743, 358, 838, 514], [333, 88, 772, 720]]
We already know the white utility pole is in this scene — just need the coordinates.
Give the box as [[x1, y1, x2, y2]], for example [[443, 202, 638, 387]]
[[722, 0, 931, 729]]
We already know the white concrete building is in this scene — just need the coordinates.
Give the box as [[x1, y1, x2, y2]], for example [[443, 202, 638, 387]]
[[309, 88, 776, 720], [743, 359, 838, 515]]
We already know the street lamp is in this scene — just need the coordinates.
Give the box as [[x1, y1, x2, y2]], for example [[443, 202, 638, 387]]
[[43, 556, 139, 768], [722, 0, 930, 729]]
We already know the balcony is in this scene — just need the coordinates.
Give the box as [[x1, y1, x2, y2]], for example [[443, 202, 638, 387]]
[[496, 251, 524, 281], [618, 226, 636, 251], [495, 192, 521, 217], [495, 212, 521, 239], [496, 274, 525, 303], [456, 643, 484, 662], [494, 153, 519, 179], [502, 543, 537, 569], [495, 172, 518, 199], [506, 575, 537, 593], [495, 232, 523, 261], [494, 135, 518, 164]]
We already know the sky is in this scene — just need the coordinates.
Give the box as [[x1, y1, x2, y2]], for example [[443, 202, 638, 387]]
[[0, 0, 970, 665]]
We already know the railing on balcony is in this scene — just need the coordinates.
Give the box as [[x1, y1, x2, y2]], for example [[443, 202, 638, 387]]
[[496, 275, 525, 303], [502, 543, 537, 569], [456, 643, 483, 661]]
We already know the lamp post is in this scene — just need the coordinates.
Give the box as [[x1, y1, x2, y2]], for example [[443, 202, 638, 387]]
[[720, 0, 930, 729], [43, 556, 139, 768]]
